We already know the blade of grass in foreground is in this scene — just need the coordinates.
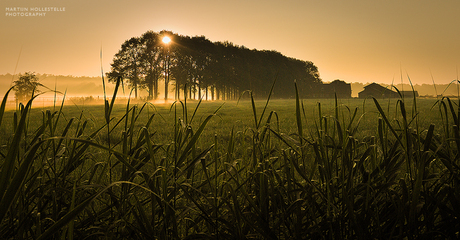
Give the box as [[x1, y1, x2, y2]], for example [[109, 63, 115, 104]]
[[36, 181, 170, 240], [0, 87, 13, 128], [105, 76, 122, 124], [257, 79, 276, 129], [66, 181, 77, 240], [0, 139, 46, 222], [0, 96, 36, 204], [372, 97, 404, 148], [176, 114, 216, 170], [294, 82, 303, 145]]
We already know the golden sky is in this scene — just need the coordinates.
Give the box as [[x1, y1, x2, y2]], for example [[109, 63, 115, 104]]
[[1, 0, 459, 85]]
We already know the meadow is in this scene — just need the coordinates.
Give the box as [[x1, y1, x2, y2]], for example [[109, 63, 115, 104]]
[[0, 84, 459, 239]]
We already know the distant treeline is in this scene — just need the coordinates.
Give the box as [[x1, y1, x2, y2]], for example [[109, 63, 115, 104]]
[[106, 30, 322, 100]]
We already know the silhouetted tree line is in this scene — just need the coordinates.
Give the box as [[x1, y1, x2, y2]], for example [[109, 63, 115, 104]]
[[107, 30, 322, 100]]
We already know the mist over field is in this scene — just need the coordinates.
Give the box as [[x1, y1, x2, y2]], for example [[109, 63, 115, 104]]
[[0, 74, 114, 98], [1, 73, 459, 102]]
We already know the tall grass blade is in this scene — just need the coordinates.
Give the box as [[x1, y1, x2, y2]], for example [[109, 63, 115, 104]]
[[177, 114, 215, 170], [0, 140, 45, 222], [0, 87, 13, 128], [105, 76, 122, 124], [36, 182, 119, 240], [251, 92, 258, 128], [66, 181, 77, 240], [294, 82, 303, 144], [0, 96, 36, 202], [257, 79, 276, 128], [372, 97, 404, 147]]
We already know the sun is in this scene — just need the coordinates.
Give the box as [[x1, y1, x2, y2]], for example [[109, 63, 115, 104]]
[[162, 36, 171, 44]]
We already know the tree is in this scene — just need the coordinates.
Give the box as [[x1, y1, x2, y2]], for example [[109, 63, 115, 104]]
[[141, 31, 164, 100], [13, 72, 43, 102], [107, 37, 145, 98]]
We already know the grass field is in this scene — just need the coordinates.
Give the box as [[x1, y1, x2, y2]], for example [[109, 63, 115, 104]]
[[1, 85, 459, 239], [1, 97, 444, 148]]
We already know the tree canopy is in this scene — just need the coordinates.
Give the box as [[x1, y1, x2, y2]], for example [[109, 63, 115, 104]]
[[107, 30, 322, 100], [13, 72, 43, 102]]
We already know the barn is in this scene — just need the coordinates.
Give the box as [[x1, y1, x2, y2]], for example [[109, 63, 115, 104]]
[[358, 83, 418, 98], [358, 83, 396, 98], [310, 80, 352, 98]]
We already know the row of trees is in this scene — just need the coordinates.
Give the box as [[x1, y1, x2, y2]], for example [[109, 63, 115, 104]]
[[107, 30, 322, 100]]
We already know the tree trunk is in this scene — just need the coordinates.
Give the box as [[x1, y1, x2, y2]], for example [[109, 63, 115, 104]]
[[175, 83, 179, 101], [154, 77, 158, 100], [148, 81, 153, 100], [164, 55, 169, 101], [183, 84, 187, 102], [164, 78, 168, 100], [222, 87, 225, 100], [211, 86, 215, 101], [193, 79, 197, 100]]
